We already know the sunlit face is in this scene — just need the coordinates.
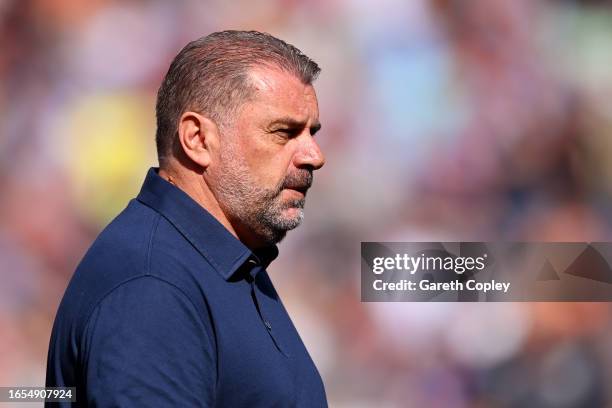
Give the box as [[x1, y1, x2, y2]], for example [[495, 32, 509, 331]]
[[209, 66, 325, 246]]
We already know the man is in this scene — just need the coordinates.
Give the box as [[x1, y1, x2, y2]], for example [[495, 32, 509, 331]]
[[46, 30, 327, 407]]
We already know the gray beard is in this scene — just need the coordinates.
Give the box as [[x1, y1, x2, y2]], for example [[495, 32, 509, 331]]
[[212, 149, 311, 246]]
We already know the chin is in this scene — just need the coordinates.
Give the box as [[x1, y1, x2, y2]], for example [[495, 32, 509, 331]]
[[259, 205, 304, 244], [287, 206, 306, 225], [283, 207, 304, 220]]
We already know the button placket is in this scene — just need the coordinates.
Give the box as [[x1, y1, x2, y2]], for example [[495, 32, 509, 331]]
[[246, 260, 288, 357]]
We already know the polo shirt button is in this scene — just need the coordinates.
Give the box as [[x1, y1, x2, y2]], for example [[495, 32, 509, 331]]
[[264, 321, 272, 330]]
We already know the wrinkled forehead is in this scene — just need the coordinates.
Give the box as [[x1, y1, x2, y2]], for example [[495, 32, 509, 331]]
[[245, 66, 319, 123]]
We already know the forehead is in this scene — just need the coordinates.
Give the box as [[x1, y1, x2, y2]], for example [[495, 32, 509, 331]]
[[244, 66, 319, 123]]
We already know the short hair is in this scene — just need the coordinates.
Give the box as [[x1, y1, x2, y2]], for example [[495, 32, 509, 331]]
[[155, 30, 321, 165]]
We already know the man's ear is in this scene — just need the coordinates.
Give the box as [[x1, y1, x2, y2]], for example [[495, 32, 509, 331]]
[[177, 111, 220, 169]]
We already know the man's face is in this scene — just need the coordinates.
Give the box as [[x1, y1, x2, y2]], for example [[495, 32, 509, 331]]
[[209, 66, 325, 246]]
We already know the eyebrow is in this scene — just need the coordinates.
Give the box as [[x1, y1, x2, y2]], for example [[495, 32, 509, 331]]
[[268, 117, 322, 135]]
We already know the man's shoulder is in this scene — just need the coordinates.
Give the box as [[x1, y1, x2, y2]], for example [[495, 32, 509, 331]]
[[48, 198, 217, 374], [56, 200, 160, 320], [77, 199, 160, 283], [59, 198, 214, 325]]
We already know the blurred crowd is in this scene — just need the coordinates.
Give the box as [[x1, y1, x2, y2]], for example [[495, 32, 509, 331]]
[[3, 0, 612, 406]]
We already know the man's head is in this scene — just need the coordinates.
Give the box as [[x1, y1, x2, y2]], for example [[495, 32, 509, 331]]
[[155, 31, 325, 247]]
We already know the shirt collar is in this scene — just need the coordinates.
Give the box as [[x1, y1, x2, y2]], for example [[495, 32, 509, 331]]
[[136, 168, 278, 280]]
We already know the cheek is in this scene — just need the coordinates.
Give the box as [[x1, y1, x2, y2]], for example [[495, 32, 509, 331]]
[[249, 151, 291, 188], [240, 141, 294, 188], [248, 155, 292, 189]]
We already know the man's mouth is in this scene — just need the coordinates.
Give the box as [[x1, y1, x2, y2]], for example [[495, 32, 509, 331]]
[[281, 170, 313, 196], [284, 186, 309, 195]]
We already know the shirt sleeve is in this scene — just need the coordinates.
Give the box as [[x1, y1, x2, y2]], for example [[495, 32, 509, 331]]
[[81, 276, 216, 407]]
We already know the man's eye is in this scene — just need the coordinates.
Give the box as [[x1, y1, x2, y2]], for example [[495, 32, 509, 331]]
[[275, 129, 299, 138]]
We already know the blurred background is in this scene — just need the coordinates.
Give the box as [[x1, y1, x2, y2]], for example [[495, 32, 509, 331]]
[[2, 0, 612, 406]]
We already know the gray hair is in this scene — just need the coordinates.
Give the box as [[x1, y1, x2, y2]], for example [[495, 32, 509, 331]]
[[155, 30, 321, 165]]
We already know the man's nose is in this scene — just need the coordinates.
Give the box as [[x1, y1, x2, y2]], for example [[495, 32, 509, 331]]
[[293, 135, 325, 170]]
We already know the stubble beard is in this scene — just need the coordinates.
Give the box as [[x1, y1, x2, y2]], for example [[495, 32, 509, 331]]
[[212, 145, 312, 246]]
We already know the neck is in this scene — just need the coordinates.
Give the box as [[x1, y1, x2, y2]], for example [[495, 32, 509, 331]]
[[158, 165, 240, 241]]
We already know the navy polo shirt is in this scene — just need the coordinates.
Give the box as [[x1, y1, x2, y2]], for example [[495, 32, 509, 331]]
[[46, 168, 327, 407]]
